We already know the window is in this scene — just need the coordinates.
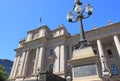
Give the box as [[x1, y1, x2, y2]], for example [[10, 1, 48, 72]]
[[50, 49, 54, 55], [107, 49, 113, 58], [111, 64, 119, 75], [74, 64, 97, 77], [49, 64, 54, 73]]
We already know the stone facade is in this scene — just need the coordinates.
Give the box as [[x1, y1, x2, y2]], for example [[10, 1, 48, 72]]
[[9, 22, 120, 81]]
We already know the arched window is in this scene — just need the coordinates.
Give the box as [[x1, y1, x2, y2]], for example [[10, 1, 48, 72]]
[[111, 64, 119, 75]]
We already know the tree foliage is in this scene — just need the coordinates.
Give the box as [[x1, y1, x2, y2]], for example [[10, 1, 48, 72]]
[[0, 65, 8, 81]]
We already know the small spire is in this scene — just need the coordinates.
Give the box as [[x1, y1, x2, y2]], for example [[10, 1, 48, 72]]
[[94, 25, 97, 29], [108, 20, 112, 25]]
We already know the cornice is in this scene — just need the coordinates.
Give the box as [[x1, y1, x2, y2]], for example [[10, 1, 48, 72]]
[[51, 25, 67, 32], [25, 37, 48, 44], [14, 47, 24, 52], [15, 37, 48, 52], [86, 22, 120, 33], [48, 34, 68, 40], [69, 22, 120, 41], [47, 35, 67, 47]]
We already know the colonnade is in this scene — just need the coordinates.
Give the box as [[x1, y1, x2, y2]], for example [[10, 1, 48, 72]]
[[9, 44, 66, 80], [97, 35, 120, 78], [9, 47, 45, 79]]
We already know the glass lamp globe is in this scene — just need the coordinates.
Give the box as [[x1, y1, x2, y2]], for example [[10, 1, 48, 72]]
[[74, 4, 82, 13], [66, 12, 73, 22], [74, 0, 79, 3], [85, 4, 93, 15]]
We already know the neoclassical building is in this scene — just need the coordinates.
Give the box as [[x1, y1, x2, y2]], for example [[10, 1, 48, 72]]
[[9, 22, 120, 81]]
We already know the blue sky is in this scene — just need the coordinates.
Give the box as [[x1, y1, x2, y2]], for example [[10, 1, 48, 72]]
[[0, 0, 120, 61]]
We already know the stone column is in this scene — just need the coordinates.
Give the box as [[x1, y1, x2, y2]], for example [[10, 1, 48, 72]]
[[37, 47, 45, 72], [69, 46, 72, 59], [97, 39, 110, 77], [54, 46, 60, 73], [9, 56, 17, 79], [60, 45, 65, 72], [12, 56, 20, 78], [113, 35, 120, 56], [41, 47, 45, 71], [22, 50, 29, 76], [17, 51, 26, 76], [33, 48, 39, 74]]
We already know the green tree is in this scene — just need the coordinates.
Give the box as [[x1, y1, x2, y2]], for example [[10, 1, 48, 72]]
[[0, 65, 8, 81]]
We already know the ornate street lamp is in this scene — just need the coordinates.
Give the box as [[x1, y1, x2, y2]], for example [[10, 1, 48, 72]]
[[67, 1, 113, 81], [66, 0, 93, 49]]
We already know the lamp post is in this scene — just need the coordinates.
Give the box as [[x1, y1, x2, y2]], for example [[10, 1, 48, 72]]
[[36, 68, 40, 81], [66, 63, 72, 81], [66, 0, 93, 49]]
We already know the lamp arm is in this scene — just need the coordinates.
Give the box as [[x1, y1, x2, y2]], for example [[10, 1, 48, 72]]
[[81, 7, 85, 15], [82, 14, 90, 19], [71, 19, 78, 23]]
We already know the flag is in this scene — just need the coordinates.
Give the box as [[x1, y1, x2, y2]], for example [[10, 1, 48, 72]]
[[40, 17, 42, 23]]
